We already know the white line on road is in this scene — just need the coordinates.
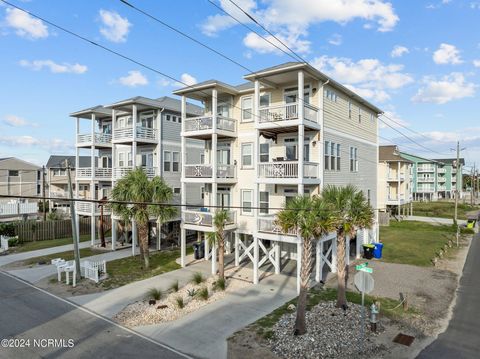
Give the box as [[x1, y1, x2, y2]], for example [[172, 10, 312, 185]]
[[0, 270, 193, 359]]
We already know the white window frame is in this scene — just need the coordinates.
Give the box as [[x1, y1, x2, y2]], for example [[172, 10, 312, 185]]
[[241, 143, 253, 168], [324, 141, 330, 170], [241, 189, 253, 215], [348, 101, 352, 119], [259, 92, 271, 108], [164, 151, 171, 172], [259, 191, 269, 214], [172, 152, 180, 172], [118, 153, 125, 167], [241, 96, 253, 122], [358, 107, 362, 123], [350, 146, 358, 172], [259, 143, 269, 163]]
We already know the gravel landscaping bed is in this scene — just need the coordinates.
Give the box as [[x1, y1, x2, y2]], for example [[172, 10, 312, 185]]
[[113, 275, 248, 328], [268, 301, 386, 359]]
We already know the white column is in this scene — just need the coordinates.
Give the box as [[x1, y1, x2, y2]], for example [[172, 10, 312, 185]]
[[318, 80, 325, 191], [315, 240, 321, 282], [132, 104, 137, 169], [296, 240, 302, 294], [204, 235, 210, 261], [298, 70, 305, 195], [180, 96, 187, 266], [75, 119, 80, 238], [111, 109, 116, 187], [253, 236, 259, 284], [345, 234, 350, 265], [157, 109, 162, 177], [211, 242, 217, 275], [356, 230, 362, 259], [131, 220, 137, 256], [275, 241, 280, 274], [234, 232, 239, 266], [331, 237, 337, 273], [254, 80, 260, 240], [111, 219, 117, 251], [90, 114, 96, 246]]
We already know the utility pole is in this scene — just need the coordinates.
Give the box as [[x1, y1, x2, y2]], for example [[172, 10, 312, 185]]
[[66, 160, 81, 275], [42, 165, 46, 221], [471, 165, 474, 206], [454, 141, 460, 226]]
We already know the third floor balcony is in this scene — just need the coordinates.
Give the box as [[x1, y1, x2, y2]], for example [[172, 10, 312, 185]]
[[113, 126, 156, 143], [76, 132, 112, 148], [183, 208, 236, 230], [183, 164, 236, 183], [257, 161, 319, 184], [257, 103, 320, 132], [76, 167, 112, 180], [417, 165, 435, 172], [182, 115, 236, 139]]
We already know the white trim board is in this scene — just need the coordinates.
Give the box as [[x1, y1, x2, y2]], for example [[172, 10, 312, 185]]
[[323, 127, 377, 147]]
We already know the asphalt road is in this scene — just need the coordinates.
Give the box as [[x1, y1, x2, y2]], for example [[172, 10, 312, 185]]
[[417, 232, 480, 359], [0, 271, 190, 359]]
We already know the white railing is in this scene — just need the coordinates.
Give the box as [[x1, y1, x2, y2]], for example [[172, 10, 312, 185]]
[[258, 161, 318, 179], [0, 202, 37, 216], [80, 260, 106, 283], [387, 194, 405, 201], [303, 162, 319, 178], [418, 177, 434, 182], [216, 164, 236, 179], [417, 187, 435, 192], [438, 186, 447, 191], [437, 168, 446, 174], [76, 168, 92, 178], [183, 209, 236, 227], [76, 202, 111, 215], [417, 166, 435, 172], [77, 133, 112, 145], [50, 191, 69, 198], [258, 216, 296, 236], [77, 167, 112, 179], [135, 126, 156, 140], [185, 165, 213, 178], [113, 127, 133, 140], [184, 115, 236, 133], [114, 126, 155, 141], [259, 103, 319, 124], [438, 176, 446, 182], [113, 167, 157, 180]]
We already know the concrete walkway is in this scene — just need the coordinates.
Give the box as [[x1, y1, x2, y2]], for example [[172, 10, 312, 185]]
[[0, 241, 91, 267], [406, 215, 466, 226]]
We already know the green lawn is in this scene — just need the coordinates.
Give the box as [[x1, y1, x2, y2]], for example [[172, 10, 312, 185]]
[[100, 246, 194, 289], [22, 247, 104, 266], [380, 220, 459, 266], [10, 235, 91, 253], [254, 287, 418, 339], [413, 201, 478, 220]]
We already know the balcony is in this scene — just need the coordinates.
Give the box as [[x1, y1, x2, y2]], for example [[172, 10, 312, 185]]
[[183, 209, 236, 230], [76, 167, 112, 180], [182, 116, 236, 139], [417, 187, 435, 193], [76, 133, 112, 147], [258, 215, 296, 237], [437, 168, 446, 174], [438, 186, 447, 191], [257, 103, 320, 132], [438, 176, 446, 182], [387, 172, 405, 181], [183, 164, 236, 182], [76, 202, 111, 215], [113, 126, 156, 143], [418, 177, 434, 183], [0, 202, 38, 217], [113, 167, 157, 180], [417, 166, 435, 172], [386, 195, 406, 205], [257, 161, 319, 183]]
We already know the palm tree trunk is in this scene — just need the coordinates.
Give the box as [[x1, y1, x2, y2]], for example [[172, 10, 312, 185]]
[[138, 222, 150, 269], [218, 231, 225, 280], [336, 232, 347, 308], [294, 237, 313, 335]]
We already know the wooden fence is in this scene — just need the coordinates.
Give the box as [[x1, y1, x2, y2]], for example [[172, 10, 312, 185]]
[[378, 212, 390, 226], [14, 217, 111, 242]]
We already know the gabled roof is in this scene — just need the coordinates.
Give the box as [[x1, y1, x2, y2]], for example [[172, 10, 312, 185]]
[[70, 105, 112, 119], [379, 145, 413, 163], [433, 158, 465, 166], [0, 157, 40, 169], [155, 96, 203, 115], [46, 155, 93, 168], [400, 152, 443, 164]]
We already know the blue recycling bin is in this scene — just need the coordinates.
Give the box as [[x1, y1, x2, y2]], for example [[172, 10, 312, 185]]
[[373, 243, 384, 259]]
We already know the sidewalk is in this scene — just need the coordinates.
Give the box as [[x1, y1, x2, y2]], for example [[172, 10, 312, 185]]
[[406, 215, 466, 226]]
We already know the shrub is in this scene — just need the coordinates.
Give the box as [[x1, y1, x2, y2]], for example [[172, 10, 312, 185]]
[[187, 288, 197, 297], [7, 237, 18, 247], [146, 288, 163, 301], [191, 272, 205, 285], [460, 227, 475, 234], [175, 297, 185, 309], [169, 280, 179, 292], [196, 287, 209, 301], [0, 223, 15, 237], [213, 278, 226, 291]]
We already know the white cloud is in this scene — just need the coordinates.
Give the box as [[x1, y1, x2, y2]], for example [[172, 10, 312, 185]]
[[473, 59, 480, 67], [391, 45, 409, 58], [117, 71, 148, 87], [243, 31, 310, 54], [433, 43, 463, 64], [5, 8, 48, 39], [412, 72, 476, 104], [19, 59, 87, 74], [99, 9, 131, 43], [202, 0, 398, 54], [328, 33, 342, 46], [311, 55, 414, 102], [179, 73, 197, 86], [0, 135, 73, 152], [2, 115, 38, 127]]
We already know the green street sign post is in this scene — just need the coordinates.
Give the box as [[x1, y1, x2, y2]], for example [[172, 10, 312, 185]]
[[355, 262, 369, 270], [359, 267, 373, 274]]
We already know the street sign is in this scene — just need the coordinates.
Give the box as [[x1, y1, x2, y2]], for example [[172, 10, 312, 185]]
[[355, 262, 368, 270], [354, 271, 374, 293], [359, 267, 373, 274]]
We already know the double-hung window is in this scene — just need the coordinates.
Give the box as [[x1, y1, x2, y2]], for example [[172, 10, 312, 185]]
[[350, 147, 358, 172], [324, 141, 330, 170], [241, 190, 253, 215], [241, 97, 253, 122], [358, 107, 362, 123], [241, 143, 253, 168], [259, 191, 269, 214], [118, 153, 125, 167], [259, 143, 269, 163], [348, 101, 352, 119], [172, 152, 180, 172], [325, 141, 341, 170], [164, 151, 171, 172], [336, 144, 341, 170]]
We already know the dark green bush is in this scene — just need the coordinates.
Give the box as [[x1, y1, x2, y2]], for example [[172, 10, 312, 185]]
[[0, 223, 15, 237]]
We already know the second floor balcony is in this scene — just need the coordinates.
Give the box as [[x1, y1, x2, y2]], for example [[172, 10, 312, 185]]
[[437, 168, 446, 174], [76, 167, 112, 180], [417, 165, 435, 172], [113, 126, 156, 143], [387, 172, 405, 181], [258, 215, 296, 237], [257, 103, 320, 132], [183, 164, 236, 182], [76, 202, 111, 216], [76, 132, 112, 147], [183, 115, 236, 139], [113, 166, 158, 180], [183, 209, 236, 230], [257, 161, 319, 183], [418, 177, 434, 183]]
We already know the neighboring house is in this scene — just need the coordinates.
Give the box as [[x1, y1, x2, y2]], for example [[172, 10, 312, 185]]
[[378, 145, 413, 216], [175, 61, 381, 291], [0, 157, 41, 221], [71, 96, 204, 246], [400, 152, 464, 201], [45, 155, 93, 213]]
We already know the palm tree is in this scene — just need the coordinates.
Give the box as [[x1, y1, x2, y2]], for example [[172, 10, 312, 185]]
[[111, 168, 177, 269], [207, 209, 230, 280], [321, 185, 374, 308], [276, 196, 333, 335]]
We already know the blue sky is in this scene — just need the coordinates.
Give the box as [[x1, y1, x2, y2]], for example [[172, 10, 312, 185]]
[[0, 0, 479, 168]]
